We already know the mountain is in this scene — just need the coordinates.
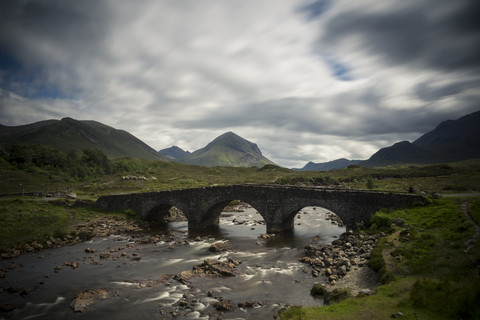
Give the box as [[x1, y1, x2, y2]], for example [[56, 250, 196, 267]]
[[0, 117, 167, 161], [412, 110, 480, 161], [294, 158, 363, 171], [159, 146, 191, 160], [361, 111, 480, 167], [176, 132, 276, 167]]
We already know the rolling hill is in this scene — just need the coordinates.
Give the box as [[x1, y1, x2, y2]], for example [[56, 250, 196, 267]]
[[0, 117, 167, 161], [175, 132, 276, 167]]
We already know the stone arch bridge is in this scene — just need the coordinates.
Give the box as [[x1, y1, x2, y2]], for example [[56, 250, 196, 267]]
[[95, 185, 427, 233]]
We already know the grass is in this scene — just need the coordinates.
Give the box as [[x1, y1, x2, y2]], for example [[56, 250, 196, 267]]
[[282, 277, 444, 320], [0, 198, 129, 253], [470, 198, 480, 225], [1, 158, 479, 198], [280, 197, 480, 320]]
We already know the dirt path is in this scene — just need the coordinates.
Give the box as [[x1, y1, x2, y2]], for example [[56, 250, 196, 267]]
[[462, 201, 480, 252], [330, 266, 380, 296]]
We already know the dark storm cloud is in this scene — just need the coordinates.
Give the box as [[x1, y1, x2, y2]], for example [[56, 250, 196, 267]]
[[0, 0, 110, 73], [173, 95, 422, 137], [415, 79, 480, 102], [175, 86, 479, 143], [1, 0, 479, 167], [322, 0, 480, 73]]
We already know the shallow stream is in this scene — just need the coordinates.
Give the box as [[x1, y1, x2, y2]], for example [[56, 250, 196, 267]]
[[0, 205, 345, 319]]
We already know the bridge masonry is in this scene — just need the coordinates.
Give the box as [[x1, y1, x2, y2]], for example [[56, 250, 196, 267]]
[[95, 185, 428, 233]]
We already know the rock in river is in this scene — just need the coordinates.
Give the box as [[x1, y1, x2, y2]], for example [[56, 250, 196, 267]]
[[70, 289, 109, 313], [208, 241, 232, 252]]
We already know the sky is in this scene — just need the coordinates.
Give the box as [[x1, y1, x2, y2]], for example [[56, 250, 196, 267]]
[[1, 0, 479, 168]]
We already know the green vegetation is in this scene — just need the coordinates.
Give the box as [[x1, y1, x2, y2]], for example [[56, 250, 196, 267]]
[[0, 117, 166, 161], [1, 142, 479, 198], [280, 197, 480, 319], [1, 144, 114, 180], [367, 237, 394, 284], [0, 199, 130, 253], [366, 177, 375, 189], [310, 285, 352, 305]]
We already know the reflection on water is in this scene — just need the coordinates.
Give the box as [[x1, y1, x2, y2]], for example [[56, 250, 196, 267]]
[[0, 205, 344, 320]]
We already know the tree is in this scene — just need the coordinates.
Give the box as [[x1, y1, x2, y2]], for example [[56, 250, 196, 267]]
[[366, 177, 375, 189]]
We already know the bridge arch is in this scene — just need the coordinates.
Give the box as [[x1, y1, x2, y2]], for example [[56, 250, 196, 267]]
[[292, 205, 344, 228], [143, 202, 188, 223], [202, 198, 267, 230], [278, 199, 354, 233]]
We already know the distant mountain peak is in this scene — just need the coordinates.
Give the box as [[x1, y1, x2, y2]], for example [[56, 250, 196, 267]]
[[176, 132, 275, 167], [159, 146, 190, 160], [295, 158, 362, 171]]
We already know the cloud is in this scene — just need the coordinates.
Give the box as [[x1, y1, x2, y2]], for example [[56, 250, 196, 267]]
[[1, 0, 479, 168], [320, 0, 480, 73]]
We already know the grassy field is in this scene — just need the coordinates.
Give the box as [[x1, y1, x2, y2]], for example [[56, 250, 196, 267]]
[[0, 198, 130, 253], [280, 197, 480, 320], [1, 158, 479, 198]]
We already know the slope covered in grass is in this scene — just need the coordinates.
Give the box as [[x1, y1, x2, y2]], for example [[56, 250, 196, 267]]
[[281, 197, 480, 320]]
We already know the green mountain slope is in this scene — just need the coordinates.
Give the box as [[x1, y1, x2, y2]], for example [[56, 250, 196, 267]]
[[0, 117, 167, 161], [159, 146, 191, 160], [361, 111, 480, 167], [176, 132, 276, 167]]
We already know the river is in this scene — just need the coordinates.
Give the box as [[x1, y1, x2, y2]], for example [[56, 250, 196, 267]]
[[0, 205, 346, 320]]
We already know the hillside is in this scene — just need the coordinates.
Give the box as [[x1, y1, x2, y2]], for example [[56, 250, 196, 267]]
[[176, 132, 276, 167], [294, 158, 363, 171], [361, 111, 480, 167], [0, 117, 167, 161], [159, 146, 190, 160]]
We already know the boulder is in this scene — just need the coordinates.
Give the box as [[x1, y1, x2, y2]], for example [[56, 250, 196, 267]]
[[99, 252, 110, 259], [213, 299, 237, 312], [70, 289, 109, 313], [337, 265, 347, 276], [0, 303, 16, 312], [209, 241, 231, 252]]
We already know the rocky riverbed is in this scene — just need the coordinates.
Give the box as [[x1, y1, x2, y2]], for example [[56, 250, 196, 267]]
[[0, 204, 381, 319]]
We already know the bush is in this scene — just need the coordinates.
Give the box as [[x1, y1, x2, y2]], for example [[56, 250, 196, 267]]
[[310, 285, 351, 305], [310, 284, 327, 297], [124, 209, 138, 219], [366, 177, 375, 189], [370, 210, 394, 233], [368, 238, 394, 284], [78, 231, 94, 240], [228, 200, 241, 206], [326, 288, 351, 304], [53, 230, 67, 239]]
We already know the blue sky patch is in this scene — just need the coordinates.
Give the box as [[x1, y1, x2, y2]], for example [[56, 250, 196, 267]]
[[325, 56, 352, 81], [299, 0, 332, 21], [0, 50, 69, 100]]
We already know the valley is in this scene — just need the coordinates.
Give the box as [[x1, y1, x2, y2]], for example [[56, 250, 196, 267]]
[[1, 112, 479, 319]]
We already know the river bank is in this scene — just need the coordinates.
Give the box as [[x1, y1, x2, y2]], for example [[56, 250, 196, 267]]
[[0, 215, 148, 260]]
